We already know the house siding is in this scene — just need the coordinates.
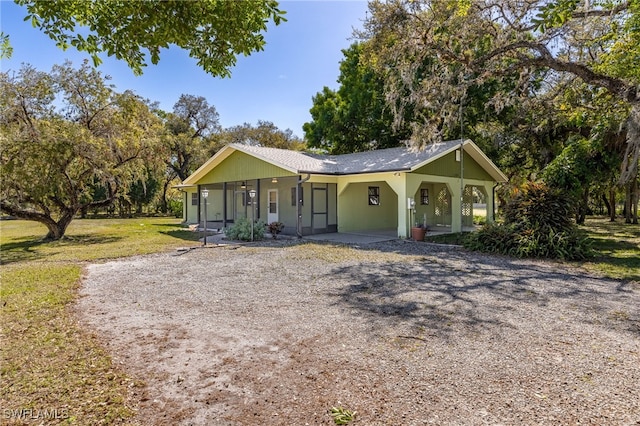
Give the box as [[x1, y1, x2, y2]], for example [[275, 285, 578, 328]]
[[200, 151, 296, 184], [338, 181, 398, 232], [185, 188, 199, 224], [413, 151, 493, 181]]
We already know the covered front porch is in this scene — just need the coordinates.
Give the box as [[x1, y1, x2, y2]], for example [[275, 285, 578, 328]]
[[183, 176, 339, 237]]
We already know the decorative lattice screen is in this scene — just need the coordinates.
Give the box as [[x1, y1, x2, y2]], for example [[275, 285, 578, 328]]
[[462, 186, 473, 217], [435, 187, 451, 219]]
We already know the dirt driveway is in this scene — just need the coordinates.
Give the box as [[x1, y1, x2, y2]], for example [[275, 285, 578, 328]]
[[76, 241, 640, 425]]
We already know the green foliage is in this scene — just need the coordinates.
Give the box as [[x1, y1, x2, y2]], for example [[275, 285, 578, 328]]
[[503, 182, 575, 234], [168, 198, 183, 218], [0, 61, 163, 240], [215, 120, 305, 150], [0, 31, 12, 58], [465, 222, 593, 260], [225, 217, 266, 241], [361, 0, 638, 192], [128, 168, 160, 213], [16, 0, 286, 77], [541, 136, 621, 223], [465, 182, 594, 260], [163, 94, 222, 181], [304, 42, 410, 154], [542, 137, 594, 199], [533, 0, 580, 32], [330, 406, 357, 425]]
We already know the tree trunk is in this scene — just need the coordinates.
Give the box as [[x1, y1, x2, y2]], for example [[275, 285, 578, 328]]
[[43, 211, 75, 241], [0, 201, 77, 241], [576, 187, 588, 225], [633, 180, 639, 224], [602, 192, 612, 219], [625, 183, 632, 223], [160, 179, 171, 214], [609, 187, 617, 221]]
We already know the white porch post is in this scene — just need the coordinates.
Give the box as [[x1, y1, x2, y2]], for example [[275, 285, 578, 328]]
[[450, 183, 462, 233], [484, 182, 496, 224], [386, 173, 410, 238]]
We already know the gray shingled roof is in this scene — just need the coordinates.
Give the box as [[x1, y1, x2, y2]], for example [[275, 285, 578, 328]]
[[232, 139, 463, 175]]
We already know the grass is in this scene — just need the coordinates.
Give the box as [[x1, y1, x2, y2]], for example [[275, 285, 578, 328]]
[[0, 215, 636, 423], [579, 216, 640, 282], [424, 217, 639, 282], [0, 217, 200, 424], [424, 231, 468, 245]]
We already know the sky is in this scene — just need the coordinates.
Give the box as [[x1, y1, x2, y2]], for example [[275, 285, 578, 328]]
[[0, 0, 370, 138]]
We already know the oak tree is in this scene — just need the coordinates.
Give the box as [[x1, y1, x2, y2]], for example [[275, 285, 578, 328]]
[[0, 61, 163, 240], [14, 0, 286, 77], [361, 0, 639, 215], [304, 43, 410, 154]]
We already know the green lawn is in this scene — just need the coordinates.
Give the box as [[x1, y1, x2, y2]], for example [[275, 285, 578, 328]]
[[580, 216, 640, 282], [424, 216, 639, 282], [0, 218, 200, 424], [0, 215, 636, 424]]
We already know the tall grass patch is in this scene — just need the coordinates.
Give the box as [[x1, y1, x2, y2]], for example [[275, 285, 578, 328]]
[[0, 218, 198, 424], [581, 217, 640, 282], [1, 264, 137, 423], [464, 182, 593, 260]]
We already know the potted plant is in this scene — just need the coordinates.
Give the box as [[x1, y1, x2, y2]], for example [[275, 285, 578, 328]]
[[411, 223, 427, 241], [267, 221, 284, 239]]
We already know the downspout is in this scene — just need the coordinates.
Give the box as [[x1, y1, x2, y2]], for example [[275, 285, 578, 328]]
[[297, 174, 311, 238], [460, 139, 464, 231]]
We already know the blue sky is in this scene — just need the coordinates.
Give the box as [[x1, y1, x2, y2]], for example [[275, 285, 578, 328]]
[[0, 0, 369, 138]]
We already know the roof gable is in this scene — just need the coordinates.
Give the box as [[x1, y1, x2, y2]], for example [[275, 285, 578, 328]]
[[183, 139, 507, 184]]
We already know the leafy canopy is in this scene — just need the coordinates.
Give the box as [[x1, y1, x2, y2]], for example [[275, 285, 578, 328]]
[[15, 0, 287, 77], [304, 42, 410, 154], [360, 0, 639, 183], [0, 61, 163, 240]]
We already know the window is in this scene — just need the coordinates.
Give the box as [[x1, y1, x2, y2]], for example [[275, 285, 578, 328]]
[[291, 187, 304, 206], [368, 186, 380, 205], [191, 193, 198, 206], [420, 188, 429, 205]]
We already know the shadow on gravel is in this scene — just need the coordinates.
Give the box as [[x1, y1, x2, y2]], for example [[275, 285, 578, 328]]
[[326, 243, 639, 338]]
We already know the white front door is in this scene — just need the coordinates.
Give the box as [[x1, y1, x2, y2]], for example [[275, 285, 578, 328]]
[[267, 189, 278, 223]]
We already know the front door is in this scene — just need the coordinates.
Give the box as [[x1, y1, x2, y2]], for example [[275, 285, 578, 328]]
[[312, 185, 328, 233], [267, 189, 278, 223]]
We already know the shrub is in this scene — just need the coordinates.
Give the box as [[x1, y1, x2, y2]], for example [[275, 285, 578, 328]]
[[168, 199, 183, 218], [503, 182, 575, 234], [224, 217, 266, 241], [464, 182, 593, 260], [267, 221, 285, 239]]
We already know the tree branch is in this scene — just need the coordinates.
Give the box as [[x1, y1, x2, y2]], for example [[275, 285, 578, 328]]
[[474, 40, 638, 104], [572, 1, 630, 18]]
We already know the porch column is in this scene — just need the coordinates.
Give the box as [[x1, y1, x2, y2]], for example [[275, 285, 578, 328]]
[[483, 182, 496, 224], [222, 182, 228, 228], [197, 184, 201, 225], [386, 174, 409, 238], [450, 183, 462, 233]]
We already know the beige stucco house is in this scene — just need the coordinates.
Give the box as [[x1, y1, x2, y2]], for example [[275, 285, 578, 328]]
[[179, 139, 507, 238]]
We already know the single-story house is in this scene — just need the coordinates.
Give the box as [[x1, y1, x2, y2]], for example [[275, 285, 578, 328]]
[[179, 139, 507, 238]]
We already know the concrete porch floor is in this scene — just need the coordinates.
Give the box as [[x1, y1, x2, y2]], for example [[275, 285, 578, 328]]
[[195, 226, 479, 246], [302, 226, 478, 245]]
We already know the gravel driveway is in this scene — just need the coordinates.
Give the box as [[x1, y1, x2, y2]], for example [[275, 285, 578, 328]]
[[76, 240, 640, 425]]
